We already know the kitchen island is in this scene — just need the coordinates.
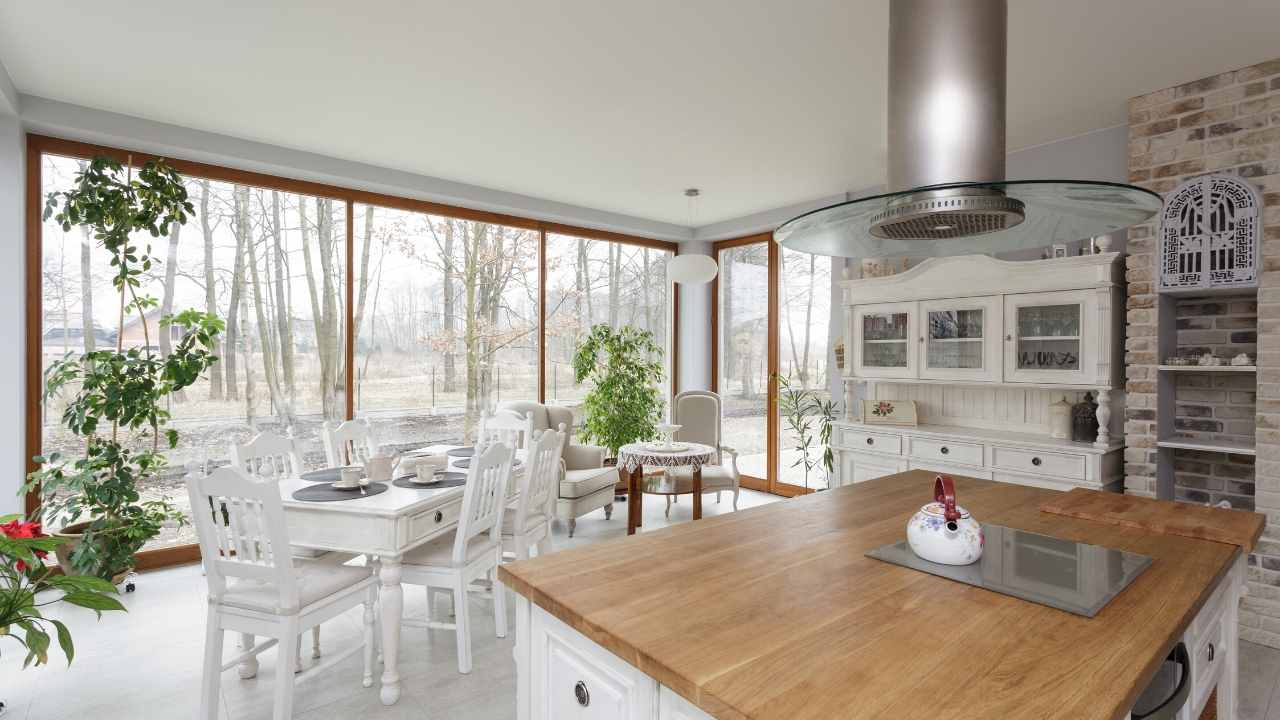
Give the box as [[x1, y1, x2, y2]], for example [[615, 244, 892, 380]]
[[498, 470, 1262, 720]]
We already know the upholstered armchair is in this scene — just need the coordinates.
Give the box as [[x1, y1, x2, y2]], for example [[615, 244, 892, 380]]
[[500, 401, 616, 537], [669, 390, 741, 510]]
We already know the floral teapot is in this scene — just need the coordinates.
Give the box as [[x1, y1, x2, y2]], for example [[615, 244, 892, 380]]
[[906, 475, 984, 566]]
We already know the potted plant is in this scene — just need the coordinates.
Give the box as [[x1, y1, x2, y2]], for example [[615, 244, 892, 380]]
[[775, 373, 840, 490], [24, 156, 224, 582], [0, 515, 125, 668], [571, 324, 666, 457]]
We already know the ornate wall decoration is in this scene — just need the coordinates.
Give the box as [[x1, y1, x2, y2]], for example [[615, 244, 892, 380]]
[[1158, 174, 1260, 293]]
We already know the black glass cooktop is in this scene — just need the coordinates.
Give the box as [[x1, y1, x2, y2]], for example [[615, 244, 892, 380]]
[[866, 523, 1152, 617]]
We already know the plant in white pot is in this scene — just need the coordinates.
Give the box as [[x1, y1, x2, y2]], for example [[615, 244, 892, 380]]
[[24, 156, 224, 582]]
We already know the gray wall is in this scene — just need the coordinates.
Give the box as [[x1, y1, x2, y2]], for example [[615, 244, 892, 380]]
[[675, 241, 714, 394], [0, 114, 23, 516]]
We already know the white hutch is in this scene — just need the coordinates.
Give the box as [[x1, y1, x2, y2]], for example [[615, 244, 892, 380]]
[[834, 253, 1126, 492]]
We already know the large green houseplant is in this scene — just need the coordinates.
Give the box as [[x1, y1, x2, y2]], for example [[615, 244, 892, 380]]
[[572, 324, 666, 457], [25, 156, 224, 581]]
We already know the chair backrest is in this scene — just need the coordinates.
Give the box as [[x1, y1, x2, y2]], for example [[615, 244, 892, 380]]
[[511, 425, 565, 535], [501, 401, 577, 452], [453, 441, 515, 565], [478, 410, 535, 451], [187, 466, 299, 611], [322, 419, 376, 467], [230, 431, 304, 481], [674, 390, 722, 463]]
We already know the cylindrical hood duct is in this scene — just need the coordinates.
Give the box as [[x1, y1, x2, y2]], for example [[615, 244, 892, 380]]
[[886, 0, 1008, 192]]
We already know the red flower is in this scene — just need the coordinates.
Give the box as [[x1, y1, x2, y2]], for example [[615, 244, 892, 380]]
[[2, 519, 49, 572]]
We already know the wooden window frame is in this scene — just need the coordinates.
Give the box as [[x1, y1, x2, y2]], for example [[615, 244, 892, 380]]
[[24, 133, 680, 568]]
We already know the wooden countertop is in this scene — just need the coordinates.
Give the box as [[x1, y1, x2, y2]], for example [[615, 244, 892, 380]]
[[499, 471, 1248, 720]]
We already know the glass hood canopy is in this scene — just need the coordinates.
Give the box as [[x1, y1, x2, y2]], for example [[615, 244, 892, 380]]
[[773, 180, 1163, 258]]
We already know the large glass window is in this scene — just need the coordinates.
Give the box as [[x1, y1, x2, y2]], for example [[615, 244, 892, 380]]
[[716, 242, 770, 484], [352, 205, 539, 447], [39, 155, 346, 551], [776, 249, 833, 491], [543, 233, 672, 409]]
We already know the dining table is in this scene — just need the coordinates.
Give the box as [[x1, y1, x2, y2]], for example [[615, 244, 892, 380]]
[[266, 444, 520, 706]]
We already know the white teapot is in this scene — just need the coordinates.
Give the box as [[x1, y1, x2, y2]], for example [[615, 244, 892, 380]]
[[906, 475, 984, 566]]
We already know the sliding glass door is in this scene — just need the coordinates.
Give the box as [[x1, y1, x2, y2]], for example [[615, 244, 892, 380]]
[[715, 235, 834, 495]]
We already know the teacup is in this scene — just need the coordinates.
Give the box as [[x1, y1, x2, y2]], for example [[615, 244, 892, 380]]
[[334, 466, 364, 489], [412, 455, 447, 482]]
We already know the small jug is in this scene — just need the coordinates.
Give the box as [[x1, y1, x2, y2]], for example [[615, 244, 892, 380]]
[[364, 454, 397, 483], [906, 475, 984, 566]]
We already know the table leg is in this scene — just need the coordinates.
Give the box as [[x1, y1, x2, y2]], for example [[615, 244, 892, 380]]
[[378, 556, 403, 705], [627, 465, 642, 535], [692, 464, 703, 521]]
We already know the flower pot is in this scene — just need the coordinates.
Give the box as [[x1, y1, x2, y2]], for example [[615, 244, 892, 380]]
[[52, 521, 130, 586]]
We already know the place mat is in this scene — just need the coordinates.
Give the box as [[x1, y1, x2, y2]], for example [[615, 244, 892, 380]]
[[453, 457, 470, 468], [1039, 488, 1265, 552], [447, 446, 475, 458], [300, 467, 362, 483], [392, 472, 467, 490], [292, 482, 388, 502]]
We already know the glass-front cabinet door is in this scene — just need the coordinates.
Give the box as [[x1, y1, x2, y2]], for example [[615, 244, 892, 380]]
[[1003, 290, 1094, 384], [918, 297, 1002, 382], [852, 302, 916, 379]]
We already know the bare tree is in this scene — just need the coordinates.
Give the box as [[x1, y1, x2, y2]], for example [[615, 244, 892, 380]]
[[198, 180, 224, 400]]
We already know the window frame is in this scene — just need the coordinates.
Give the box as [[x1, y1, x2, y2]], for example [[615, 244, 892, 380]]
[[24, 133, 680, 569]]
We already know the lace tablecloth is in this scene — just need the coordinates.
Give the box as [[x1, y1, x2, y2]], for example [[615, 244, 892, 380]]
[[616, 442, 716, 472]]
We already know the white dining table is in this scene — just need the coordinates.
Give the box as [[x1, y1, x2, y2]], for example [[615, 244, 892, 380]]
[[269, 444, 517, 705]]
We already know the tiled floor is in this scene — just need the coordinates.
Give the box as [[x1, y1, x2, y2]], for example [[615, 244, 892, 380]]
[[7, 484, 1280, 719], [0, 488, 777, 720]]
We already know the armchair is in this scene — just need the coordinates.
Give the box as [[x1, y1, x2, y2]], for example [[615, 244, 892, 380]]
[[669, 390, 740, 510], [500, 401, 616, 537]]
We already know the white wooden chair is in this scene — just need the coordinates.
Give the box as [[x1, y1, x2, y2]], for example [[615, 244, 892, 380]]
[[670, 390, 741, 511], [188, 466, 378, 720], [322, 419, 377, 467], [501, 425, 564, 562], [477, 409, 534, 452], [230, 431, 354, 669], [399, 442, 515, 674]]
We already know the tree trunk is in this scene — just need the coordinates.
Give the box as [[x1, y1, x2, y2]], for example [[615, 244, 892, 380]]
[[314, 198, 342, 419], [270, 191, 296, 398], [608, 243, 620, 327], [224, 186, 250, 401], [199, 180, 223, 400], [249, 224, 292, 426], [442, 219, 457, 392], [799, 254, 816, 388], [352, 204, 374, 353], [242, 288, 255, 425]]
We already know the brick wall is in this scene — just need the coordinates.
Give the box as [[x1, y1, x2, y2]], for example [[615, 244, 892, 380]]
[[1124, 58, 1280, 648]]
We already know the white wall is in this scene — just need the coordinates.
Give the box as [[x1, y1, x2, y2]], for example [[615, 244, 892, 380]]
[[675, 241, 713, 393], [0, 114, 23, 516]]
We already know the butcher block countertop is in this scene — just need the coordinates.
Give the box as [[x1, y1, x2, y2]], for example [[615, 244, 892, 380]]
[[498, 470, 1258, 720]]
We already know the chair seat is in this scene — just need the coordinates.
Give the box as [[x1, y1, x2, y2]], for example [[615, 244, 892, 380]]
[[403, 531, 498, 568], [222, 561, 372, 613], [502, 511, 548, 535], [560, 466, 619, 498], [666, 464, 737, 490]]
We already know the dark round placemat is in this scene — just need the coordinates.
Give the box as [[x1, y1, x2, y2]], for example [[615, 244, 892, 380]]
[[392, 472, 467, 490], [447, 446, 475, 458], [452, 457, 470, 468], [300, 467, 361, 483], [291, 482, 388, 502]]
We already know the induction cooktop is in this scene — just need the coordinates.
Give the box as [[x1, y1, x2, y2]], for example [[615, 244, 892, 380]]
[[866, 523, 1152, 617]]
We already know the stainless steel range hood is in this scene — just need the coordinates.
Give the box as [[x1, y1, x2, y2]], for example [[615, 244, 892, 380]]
[[775, 0, 1161, 258]]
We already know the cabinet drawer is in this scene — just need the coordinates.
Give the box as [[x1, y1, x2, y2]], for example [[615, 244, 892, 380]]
[[909, 460, 992, 480], [909, 437, 983, 466], [532, 606, 656, 720], [838, 429, 902, 455], [405, 500, 461, 545], [991, 446, 1085, 480], [1191, 606, 1226, 714]]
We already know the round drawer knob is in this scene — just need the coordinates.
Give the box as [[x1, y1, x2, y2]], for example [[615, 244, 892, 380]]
[[1031, 457, 1042, 467], [866, 437, 874, 446], [434, 510, 444, 523], [575, 681, 590, 707], [1207, 643, 1215, 662], [940, 446, 949, 455]]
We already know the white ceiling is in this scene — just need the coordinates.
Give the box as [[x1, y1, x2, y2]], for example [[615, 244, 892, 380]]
[[2, 1, 1279, 226]]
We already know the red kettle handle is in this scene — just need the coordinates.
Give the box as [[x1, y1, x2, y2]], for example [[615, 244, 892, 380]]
[[934, 475, 960, 522]]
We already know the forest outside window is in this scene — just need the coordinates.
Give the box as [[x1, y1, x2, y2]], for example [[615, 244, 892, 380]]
[[31, 144, 677, 558]]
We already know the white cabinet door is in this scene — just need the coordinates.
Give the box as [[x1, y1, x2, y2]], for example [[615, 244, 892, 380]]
[[531, 606, 656, 720], [918, 296, 1002, 382], [659, 686, 715, 720], [1003, 290, 1097, 385], [852, 302, 917, 379], [839, 451, 907, 485]]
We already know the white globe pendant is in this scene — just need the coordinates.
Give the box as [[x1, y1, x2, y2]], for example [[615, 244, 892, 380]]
[[667, 254, 718, 284]]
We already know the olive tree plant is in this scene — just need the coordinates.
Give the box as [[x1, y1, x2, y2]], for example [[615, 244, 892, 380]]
[[25, 156, 224, 580]]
